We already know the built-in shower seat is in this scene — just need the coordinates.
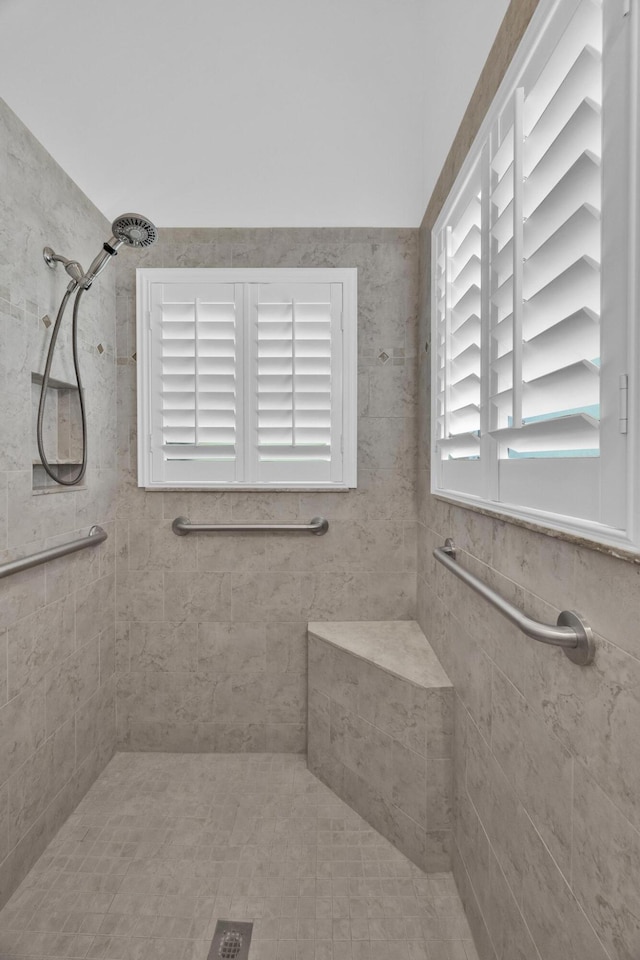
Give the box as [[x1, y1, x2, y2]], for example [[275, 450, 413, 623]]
[[307, 620, 453, 873]]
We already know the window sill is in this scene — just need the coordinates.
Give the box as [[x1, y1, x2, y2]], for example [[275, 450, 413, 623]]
[[432, 491, 640, 566], [142, 484, 355, 493]]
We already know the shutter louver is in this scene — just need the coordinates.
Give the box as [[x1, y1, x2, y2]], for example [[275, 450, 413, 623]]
[[151, 283, 243, 483], [251, 282, 342, 484], [435, 170, 483, 461], [489, 0, 602, 457]]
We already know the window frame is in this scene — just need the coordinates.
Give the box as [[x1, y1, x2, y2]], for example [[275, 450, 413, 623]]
[[137, 267, 358, 491], [431, 0, 640, 554]]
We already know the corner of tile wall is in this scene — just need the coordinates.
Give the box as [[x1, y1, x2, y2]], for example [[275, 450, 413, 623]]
[[0, 98, 118, 909]]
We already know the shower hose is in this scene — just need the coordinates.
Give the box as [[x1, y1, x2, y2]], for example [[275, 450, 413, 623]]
[[36, 284, 88, 485]]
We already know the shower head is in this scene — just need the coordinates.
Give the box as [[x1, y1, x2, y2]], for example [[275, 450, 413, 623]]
[[111, 213, 158, 249], [82, 212, 157, 288]]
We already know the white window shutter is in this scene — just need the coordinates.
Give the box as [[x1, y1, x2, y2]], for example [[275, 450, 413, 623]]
[[491, 0, 603, 459], [138, 268, 357, 490], [431, 0, 638, 550], [248, 282, 343, 484], [434, 164, 483, 463], [149, 282, 243, 484]]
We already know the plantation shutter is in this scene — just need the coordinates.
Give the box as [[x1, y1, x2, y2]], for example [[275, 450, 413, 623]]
[[248, 282, 343, 484], [434, 162, 483, 465], [490, 0, 602, 458], [138, 269, 356, 489], [148, 282, 243, 484]]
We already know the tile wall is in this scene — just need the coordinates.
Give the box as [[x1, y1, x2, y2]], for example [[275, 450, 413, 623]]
[[114, 228, 419, 753], [418, 1, 640, 957], [0, 98, 117, 908], [307, 622, 453, 873]]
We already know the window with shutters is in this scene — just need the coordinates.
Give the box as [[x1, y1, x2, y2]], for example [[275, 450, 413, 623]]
[[137, 268, 357, 489], [431, 0, 640, 553]]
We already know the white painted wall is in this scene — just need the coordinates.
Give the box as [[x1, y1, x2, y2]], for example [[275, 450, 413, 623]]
[[0, 0, 509, 226]]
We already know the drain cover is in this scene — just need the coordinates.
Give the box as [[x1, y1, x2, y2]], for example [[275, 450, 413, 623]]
[[208, 921, 253, 960]]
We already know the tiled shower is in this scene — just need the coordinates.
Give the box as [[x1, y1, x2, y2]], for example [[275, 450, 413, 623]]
[[1, 0, 640, 957]]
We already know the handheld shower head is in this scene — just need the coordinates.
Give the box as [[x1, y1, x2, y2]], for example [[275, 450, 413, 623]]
[[111, 213, 157, 248], [82, 212, 157, 288]]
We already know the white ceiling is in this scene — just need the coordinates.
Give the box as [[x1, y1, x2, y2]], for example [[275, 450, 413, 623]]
[[0, 0, 509, 227]]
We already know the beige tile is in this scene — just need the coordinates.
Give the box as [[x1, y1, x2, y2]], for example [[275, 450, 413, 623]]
[[464, 717, 523, 902], [7, 718, 75, 847], [308, 688, 331, 763], [0, 563, 46, 633], [426, 690, 453, 759], [231, 573, 302, 622], [526, 634, 640, 834], [521, 811, 609, 960], [426, 759, 452, 832], [197, 532, 266, 573], [198, 621, 266, 676], [213, 675, 267, 724], [7, 595, 75, 698], [265, 670, 306, 725], [45, 637, 100, 734], [197, 722, 267, 752], [572, 763, 640, 960], [116, 568, 164, 621], [483, 852, 538, 960], [572, 546, 640, 661], [0, 628, 7, 706], [99, 625, 116, 683], [357, 417, 416, 474], [0, 681, 46, 786], [266, 723, 306, 753], [76, 574, 114, 646], [164, 571, 232, 622], [266, 622, 307, 674], [491, 666, 572, 878], [490, 522, 575, 614], [129, 621, 198, 673], [128, 519, 193, 571], [76, 681, 116, 766]]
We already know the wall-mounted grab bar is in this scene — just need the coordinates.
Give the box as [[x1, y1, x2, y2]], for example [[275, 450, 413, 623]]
[[0, 525, 107, 581], [433, 538, 594, 665], [172, 516, 329, 536]]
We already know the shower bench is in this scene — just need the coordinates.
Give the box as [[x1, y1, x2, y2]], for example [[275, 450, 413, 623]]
[[307, 620, 453, 873]]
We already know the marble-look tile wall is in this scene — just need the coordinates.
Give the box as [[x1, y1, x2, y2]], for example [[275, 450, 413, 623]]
[[114, 228, 418, 752], [418, 1, 640, 957], [0, 98, 117, 908], [307, 621, 453, 873]]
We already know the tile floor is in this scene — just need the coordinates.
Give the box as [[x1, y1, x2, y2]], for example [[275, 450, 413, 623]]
[[0, 754, 477, 960]]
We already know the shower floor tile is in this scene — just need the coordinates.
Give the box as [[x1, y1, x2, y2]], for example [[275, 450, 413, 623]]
[[0, 754, 478, 960]]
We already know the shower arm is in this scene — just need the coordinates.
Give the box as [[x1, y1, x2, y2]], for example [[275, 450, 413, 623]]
[[43, 247, 84, 285]]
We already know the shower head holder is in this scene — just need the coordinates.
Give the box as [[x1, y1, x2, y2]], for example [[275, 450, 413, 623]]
[[43, 247, 85, 284]]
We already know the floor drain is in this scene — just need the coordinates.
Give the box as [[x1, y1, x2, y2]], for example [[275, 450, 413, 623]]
[[208, 921, 253, 960]]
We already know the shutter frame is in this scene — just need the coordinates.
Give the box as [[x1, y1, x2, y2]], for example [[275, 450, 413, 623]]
[[137, 268, 357, 490], [431, 0, 638, 553]]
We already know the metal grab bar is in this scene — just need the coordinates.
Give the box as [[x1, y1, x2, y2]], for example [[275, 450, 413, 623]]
[[433, 538, 594, 665], [0, 525, 107, 581], [172, 516, 329, 536]]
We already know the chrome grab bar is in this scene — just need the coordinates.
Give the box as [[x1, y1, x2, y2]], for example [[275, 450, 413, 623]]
[[0, 525, 107, 581], [433, 538, 594, 665], [172, 516, 329, 536]]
